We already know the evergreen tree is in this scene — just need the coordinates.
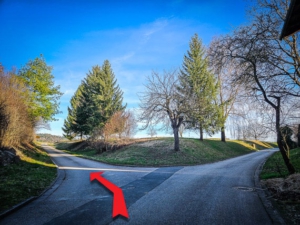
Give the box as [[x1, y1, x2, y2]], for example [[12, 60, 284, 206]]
[[63, 60, 125, 138], [178, 34, 219, 141], [62, 84, 84, 140], [77, 72, 102, 135], [96, 60, 126, 124], [81, 61, 125, 131], [62, 115, 75, 140], [103, 60, 126, 114]]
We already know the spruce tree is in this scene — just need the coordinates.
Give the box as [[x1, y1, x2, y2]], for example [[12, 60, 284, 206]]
[[62, 84, 84, 139], [178, 34, 219, 140], [79, 67, 103, 133], [96, 60, 126, 124], [65, 60, 126, 137], [62, 115, 75, 140]]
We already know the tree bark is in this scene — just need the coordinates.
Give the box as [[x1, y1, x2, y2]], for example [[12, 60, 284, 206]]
[[275, 98, 295, 174], [199, 125, 203, 141], [221, 126, 226, 142], [173, 127, 180, 151]]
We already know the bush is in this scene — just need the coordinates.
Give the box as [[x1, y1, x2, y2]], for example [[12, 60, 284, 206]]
[[0, 65, 34, 148]]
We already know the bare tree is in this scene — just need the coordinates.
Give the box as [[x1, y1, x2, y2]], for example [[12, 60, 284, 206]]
[[139, 70, 188, 151], [97, 110, 137, 140], [102, 111, 124, 140], [210, 0, 300, 174], [229, 99, 273, 140], [208, 48, 243, 142], [246, 120, 270, 140], [87, 110, 137, 152], [147, 126, 157, 138], [123, 110, 137, 138], [229, 115, 245, 140]]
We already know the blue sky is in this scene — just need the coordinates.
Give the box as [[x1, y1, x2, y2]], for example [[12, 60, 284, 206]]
[[0, 0, 250, 137]]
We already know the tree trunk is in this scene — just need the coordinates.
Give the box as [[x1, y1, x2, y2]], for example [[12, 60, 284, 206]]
[[221, 126, 226, 142], [199, 125, 203, 141], [173, 127, 180, 151], [275, 98, 295, 174]]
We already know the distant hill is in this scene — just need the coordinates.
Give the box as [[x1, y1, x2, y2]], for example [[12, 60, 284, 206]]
[[36, 133, 66, 143]]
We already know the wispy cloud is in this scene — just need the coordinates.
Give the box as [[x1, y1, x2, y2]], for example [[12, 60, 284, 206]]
[[46, 17, 220, 135]]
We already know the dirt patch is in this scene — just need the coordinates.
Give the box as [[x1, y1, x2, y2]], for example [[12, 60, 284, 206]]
[[261, 174, 300, 224], [262, 174, 300, 201]]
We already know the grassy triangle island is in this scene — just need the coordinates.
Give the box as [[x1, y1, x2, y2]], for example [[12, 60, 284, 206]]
[[55, 137, 277, 166]]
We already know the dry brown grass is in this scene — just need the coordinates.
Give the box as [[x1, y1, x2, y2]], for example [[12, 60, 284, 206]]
[[0, 65, 34, 148], [262, 174, 300, 225]]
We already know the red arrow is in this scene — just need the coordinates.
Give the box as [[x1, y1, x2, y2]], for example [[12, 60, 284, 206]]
[[90, 172, 129, 219]]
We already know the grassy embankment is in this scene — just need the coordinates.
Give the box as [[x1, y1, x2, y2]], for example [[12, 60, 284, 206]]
[[0, 143, 56, 214], [260, 147, 300, 179], [55, 138, 277, 166], [260, 148, 300, 225]]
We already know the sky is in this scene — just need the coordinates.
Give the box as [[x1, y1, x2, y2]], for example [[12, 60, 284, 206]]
[[0, 0, 251, 137]]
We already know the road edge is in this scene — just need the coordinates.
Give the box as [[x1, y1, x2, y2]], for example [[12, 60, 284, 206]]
[[254, 153, 286, 225], [0, 146, 66, 220]]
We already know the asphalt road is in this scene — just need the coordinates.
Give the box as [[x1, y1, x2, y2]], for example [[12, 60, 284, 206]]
[[0, 145, 283, 225]]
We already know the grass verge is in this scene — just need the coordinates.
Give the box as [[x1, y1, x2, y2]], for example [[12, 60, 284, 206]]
[[260, 147, 300, 225], [55, 138, 276, 166], [0, 143, 57, 214], [260, 147, 300, 179]]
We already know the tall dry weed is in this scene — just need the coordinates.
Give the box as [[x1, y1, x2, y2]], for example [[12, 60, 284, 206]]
[[0, 65, 34, 147]]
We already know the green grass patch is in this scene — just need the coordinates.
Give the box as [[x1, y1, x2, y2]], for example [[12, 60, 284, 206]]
[[260, 147, 300, 179], [56, 138, 275, 167], [0, 143, 56, 214]]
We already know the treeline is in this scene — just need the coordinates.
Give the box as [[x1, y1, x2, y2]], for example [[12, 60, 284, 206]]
[[208, 0, 300, 175], [36, 133, 66, 143], [139, 34, 232, 151], [62, 60, 137, 147], [140, 0, 300, 175], [0, 56, 62, 148]]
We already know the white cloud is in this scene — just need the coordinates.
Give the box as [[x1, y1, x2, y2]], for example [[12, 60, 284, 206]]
[[63, 89, 75, 96], [47, 18, 219, 135]]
